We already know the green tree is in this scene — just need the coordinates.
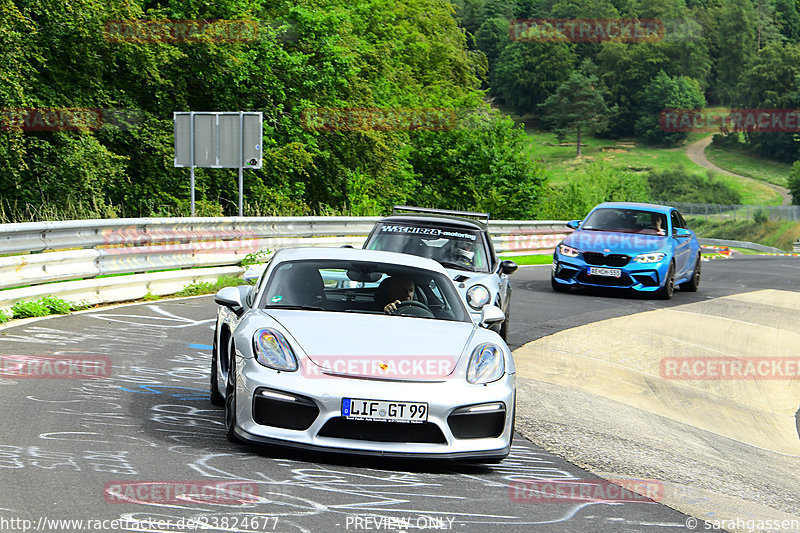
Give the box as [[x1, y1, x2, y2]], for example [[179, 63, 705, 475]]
[[714, 0, 757, 104], [475, 17, 511, 79], [774, 0, 800, 42], [538, 71, 615, 156], [635, 70, 706, 145], [788, 161, 800, 205], [493, 41, 576, 114], [407, 111, 549, 219]]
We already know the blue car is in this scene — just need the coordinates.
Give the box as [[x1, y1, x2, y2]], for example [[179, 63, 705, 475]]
[[551, 202, 701, 299]]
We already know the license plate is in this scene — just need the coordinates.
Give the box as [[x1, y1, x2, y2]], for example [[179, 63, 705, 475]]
[[342, 398, 428, 423], [588, 267, 622, 277]]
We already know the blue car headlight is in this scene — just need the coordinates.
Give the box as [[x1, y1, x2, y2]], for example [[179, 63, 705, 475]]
[[253, 328, 298, 371], [557, 244, 580, 258], [467, 343, 505, 384], [466, 285, 490, 310], [633, 252, 667, 264]]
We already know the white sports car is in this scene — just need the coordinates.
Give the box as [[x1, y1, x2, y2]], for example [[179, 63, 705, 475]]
[[211, 247, 516, 461]]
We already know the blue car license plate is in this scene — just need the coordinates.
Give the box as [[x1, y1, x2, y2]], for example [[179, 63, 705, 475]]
[[342, 398, 428, 423], [588, 267, 621, 277]]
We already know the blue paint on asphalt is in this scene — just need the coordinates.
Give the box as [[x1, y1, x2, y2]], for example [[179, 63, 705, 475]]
[[188, 343, 213, 350]]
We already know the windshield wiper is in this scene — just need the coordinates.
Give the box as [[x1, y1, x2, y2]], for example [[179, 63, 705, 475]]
[[438, 261, 476, 272], [264, 304, 328, 311]]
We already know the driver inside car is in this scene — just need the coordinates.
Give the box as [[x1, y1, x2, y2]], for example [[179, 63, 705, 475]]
[[382, 276, 416, 315]]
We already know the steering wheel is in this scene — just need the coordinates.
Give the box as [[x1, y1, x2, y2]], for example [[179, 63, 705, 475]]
[[394, 300, 434, 317]]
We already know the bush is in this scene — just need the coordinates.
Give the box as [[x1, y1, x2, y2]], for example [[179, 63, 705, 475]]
[[711, 133, 743, 147], [241, 250, 272, 267], [41, 296, 72, 314], [647, 166, 741, 204], [175, 275, 251, 298], [789, 161, 800, 206], [11, 299, 50, 319], [537, 161, 650, 220], [753, 209, 769, 224], [0, 310, 10, 323]]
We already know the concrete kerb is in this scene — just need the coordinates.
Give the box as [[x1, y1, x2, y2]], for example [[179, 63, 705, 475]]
[[512, 289, 800, 532]]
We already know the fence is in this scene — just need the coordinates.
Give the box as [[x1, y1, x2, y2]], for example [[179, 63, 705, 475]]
[[0, 217, 569, 313], [660, 202, 800, 222]]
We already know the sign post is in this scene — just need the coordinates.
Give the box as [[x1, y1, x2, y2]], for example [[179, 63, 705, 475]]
[[174, 111, 262, 216]]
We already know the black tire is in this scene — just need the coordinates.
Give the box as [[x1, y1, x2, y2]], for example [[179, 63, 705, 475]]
[[655, 262, 675, 300], [210, 330, 225, 406], [679, 254, 701, 292], [551, 275, 570, 293], [224, 345, 241, 443]]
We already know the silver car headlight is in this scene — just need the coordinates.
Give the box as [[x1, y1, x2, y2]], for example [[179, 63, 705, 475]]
[[633, 252, 666, 263], [467, 343, 505, 384], [253, 328, 298, 371], [466, 285, 490, 310], [558, 243, 580, 258]]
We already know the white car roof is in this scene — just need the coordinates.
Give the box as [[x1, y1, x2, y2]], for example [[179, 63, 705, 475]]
[[270, 246, 450, 275]]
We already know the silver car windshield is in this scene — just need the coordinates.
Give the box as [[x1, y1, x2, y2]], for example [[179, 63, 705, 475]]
[[581, 209, 668, 235], [259, 259, 471, 322], [366, 223, 489, 273]]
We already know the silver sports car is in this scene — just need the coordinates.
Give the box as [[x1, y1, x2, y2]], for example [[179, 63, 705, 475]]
[[211, 247, 516, 461]]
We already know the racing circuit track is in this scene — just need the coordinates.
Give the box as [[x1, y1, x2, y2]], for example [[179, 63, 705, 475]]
[[0, 255, 798, 533]]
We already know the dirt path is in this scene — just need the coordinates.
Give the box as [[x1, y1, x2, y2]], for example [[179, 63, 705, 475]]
[[685, 136, 792, 205]]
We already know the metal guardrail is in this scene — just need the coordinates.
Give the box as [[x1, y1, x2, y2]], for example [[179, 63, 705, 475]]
[[659, 202, 800, 222], [0, 217, 570, 313], [0, 215, 793, 315], [698, 238, 783, 254]]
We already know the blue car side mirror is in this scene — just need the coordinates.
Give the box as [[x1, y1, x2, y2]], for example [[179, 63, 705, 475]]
[[566, 220, 581, 230], [673, 228, 691, 238]]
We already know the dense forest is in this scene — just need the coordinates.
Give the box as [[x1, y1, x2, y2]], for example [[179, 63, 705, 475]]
[[1, 0, 800, 221]]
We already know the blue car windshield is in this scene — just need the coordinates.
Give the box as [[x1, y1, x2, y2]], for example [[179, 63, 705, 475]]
[[581, 209, 668, 236]]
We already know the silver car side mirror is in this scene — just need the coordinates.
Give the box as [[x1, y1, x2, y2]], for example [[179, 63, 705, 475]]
[[480, 305, 505, 328], [214, 286, 244, 309]]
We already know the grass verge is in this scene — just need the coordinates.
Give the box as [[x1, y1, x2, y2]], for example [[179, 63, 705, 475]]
[[689, 219, 800, 251], [520, 128, 784, 206], [1, 275, 253, 324], [705, 143, 792, 188], [500, 254, 553, 265]]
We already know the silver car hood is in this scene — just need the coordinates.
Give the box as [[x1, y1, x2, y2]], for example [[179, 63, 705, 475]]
[[266, 310, 475, 378]]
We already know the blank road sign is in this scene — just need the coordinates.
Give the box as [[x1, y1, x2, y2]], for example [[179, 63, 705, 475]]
[[174, 111, 262, 169]]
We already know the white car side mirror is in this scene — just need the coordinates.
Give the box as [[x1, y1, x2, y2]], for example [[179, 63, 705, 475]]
[[480, 305, 505, 328]]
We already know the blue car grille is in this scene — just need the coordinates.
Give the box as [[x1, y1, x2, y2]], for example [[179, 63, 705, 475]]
[[582, 252, 630, 267]]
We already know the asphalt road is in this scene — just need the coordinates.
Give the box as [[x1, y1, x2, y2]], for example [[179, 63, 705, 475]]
[[1, 255, 796, 533]]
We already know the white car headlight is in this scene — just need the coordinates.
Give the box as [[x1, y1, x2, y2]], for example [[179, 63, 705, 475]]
[[633, 252, 666, 263], [466, 285, 490, 310], [467, 343, 505, 384], [558, 244, 580, 258], [253, 328, 298, 371]]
